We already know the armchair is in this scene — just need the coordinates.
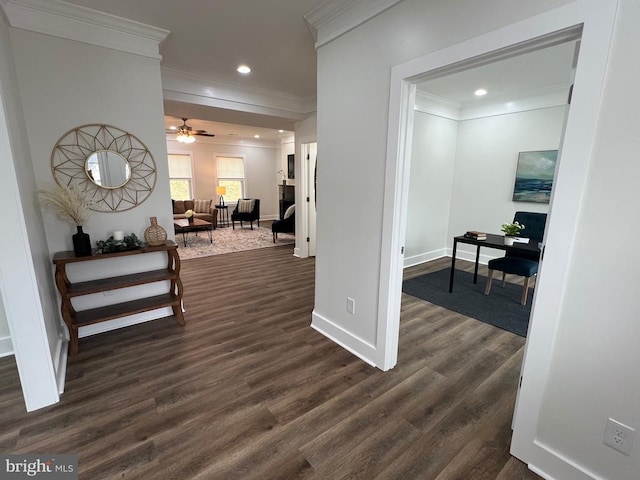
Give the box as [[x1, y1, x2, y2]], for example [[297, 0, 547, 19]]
[[272, 205, 295, 242], [232, 198, 260, 230]]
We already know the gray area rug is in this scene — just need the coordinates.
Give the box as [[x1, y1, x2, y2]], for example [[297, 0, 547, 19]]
[[402, 268, 532, 337], [175, 225, 294, 260]]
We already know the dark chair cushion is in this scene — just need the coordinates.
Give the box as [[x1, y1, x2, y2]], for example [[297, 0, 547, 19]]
[[488, 257, 538, 277]]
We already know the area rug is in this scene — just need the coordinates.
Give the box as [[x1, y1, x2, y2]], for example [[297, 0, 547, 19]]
[[175, 226, 294, 260], [402, 268, 532, 337]]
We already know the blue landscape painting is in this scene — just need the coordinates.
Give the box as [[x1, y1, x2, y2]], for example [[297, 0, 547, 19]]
[[512, 150, 558, 203]]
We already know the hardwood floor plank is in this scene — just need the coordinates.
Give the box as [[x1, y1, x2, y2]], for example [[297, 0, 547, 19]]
[[0, 248, 540, 479]]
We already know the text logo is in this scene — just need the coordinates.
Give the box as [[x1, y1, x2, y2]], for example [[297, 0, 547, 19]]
[[1, 455, 78, 479]]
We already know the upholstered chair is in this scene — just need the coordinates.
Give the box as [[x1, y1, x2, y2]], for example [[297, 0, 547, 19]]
[[485, 211, 547, 305], [272, 205, 295, 242], [231, 198, 260, 229]]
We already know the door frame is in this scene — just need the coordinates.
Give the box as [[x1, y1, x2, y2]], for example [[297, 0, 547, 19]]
[[376, 0, 618, 469]]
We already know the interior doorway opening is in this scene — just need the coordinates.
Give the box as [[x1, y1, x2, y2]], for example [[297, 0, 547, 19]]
[[376, 26, 584, 372]]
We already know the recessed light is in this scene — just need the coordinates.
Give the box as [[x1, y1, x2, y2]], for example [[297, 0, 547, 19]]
[[278, 130, 284, 133], [237, 65, 251, 74], [169, 126, 177, 130], [475, 88, 487, 96], [254, 134, 260, 139]]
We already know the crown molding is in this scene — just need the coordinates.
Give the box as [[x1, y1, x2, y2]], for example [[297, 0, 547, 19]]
[[415, 84, 570, 121], [161, 68, 315, 122], [166, 136, 279, 150], [304, 0, 403, 48], [0, 0, 169, 59]]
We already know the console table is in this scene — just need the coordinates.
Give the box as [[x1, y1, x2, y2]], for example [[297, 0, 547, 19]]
[[53, 241, 184, 355]]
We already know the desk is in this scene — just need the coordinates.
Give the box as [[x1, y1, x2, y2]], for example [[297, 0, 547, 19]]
[[449, 233, 540, 292]]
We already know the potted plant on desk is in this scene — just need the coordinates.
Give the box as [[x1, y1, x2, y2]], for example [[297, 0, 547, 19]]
[[501, 221, 525, 246]]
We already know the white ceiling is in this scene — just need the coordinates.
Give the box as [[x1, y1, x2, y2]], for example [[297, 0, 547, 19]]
[[57, 1, 577, 137], [62, 0, 322, 140], [416, 40, 577, 106], [62, 0, 321, 99], [164, 115, 291, 143]]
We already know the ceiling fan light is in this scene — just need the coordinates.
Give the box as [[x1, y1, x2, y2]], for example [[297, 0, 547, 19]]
[[176, 132, 195, 144]]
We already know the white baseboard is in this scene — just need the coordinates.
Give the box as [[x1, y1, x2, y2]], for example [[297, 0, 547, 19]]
[[446, 246, 502, 265], [311, 310, 377, 367], [0, 335, 14, 357], [404, 248, 447, 268], [525, 440, 605, 480], [78, 307, 174, 338], [404, 246, 504, 270]]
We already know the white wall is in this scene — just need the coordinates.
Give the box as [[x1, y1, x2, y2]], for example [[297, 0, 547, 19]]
[[406, 107, 565, 267], [448, 106, 565, 259], [167, 138, 281, 220], [10, 28, 172, 341], [404, 111, 457, 266], [315, 0, 640, 478], [0, 295, 10, 356], [314, 0, 574, 355], [533, 1, 640, 477], [0, 12, 59, 409]]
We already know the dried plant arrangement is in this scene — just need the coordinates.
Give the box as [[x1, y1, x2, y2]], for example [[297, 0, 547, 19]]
[[38, 184, 93, 226]]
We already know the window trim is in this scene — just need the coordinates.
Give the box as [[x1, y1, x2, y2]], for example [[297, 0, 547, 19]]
[[168, 151, 195, 200], [215, 154, 246, 205]]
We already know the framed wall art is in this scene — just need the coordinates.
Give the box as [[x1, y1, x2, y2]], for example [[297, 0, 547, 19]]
[[512, 150, 558, 203], [287, 154, 295, 179]]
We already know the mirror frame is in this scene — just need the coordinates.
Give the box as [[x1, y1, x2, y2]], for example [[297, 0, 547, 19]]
[[51, 124, 157, 212]]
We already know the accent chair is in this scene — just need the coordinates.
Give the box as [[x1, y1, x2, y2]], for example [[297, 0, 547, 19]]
[[232, 198, 260, 230], [272, 205, 295, 242]]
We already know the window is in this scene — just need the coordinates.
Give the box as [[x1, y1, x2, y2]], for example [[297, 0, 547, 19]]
[[216, 156, 245, 204], [168, 153, 193, 200]]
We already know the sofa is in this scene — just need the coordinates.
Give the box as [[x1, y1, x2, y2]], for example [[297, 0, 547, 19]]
[[172, 199, 218, 228]]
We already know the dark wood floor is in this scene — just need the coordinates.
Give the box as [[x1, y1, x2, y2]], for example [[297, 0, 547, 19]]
[[0, 247, 540, 479]]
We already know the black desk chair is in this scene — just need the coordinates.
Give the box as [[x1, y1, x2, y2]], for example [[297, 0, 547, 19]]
[[484, 211, 547, 305]]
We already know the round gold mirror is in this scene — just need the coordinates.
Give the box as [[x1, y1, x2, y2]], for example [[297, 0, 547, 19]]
[[85, 150, 132, 189], [51, 124, 157, 212]]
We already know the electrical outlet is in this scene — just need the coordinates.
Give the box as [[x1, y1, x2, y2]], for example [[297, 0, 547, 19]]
[[604, 418, 635, 455], [347, 297, 355, 315]]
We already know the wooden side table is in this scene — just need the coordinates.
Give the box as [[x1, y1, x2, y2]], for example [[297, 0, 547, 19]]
[[52, 241, 184, 355]]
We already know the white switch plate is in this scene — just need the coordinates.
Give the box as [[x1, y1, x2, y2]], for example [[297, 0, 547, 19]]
[[347, 297, 355, 315]]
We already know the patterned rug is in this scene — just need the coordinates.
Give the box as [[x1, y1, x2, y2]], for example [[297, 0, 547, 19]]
[[175, 225, 295, 259]]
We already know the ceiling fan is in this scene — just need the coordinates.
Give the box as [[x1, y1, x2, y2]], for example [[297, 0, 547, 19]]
[[167, 118, 215, 143]]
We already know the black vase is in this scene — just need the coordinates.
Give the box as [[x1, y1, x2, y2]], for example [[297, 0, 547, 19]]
[[72, 225, 92, 257]]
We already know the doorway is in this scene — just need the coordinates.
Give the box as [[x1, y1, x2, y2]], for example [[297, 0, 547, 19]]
[[376, 1, 618, 467]]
